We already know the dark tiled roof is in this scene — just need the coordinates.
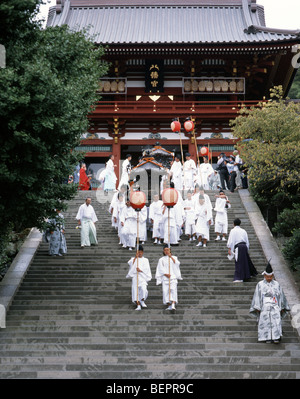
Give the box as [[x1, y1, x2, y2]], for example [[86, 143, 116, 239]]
[[47, 0, 300, 44], [69, 0, 247, 5]]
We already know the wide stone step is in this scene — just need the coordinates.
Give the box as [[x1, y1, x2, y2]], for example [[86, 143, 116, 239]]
[[0, 361, 299, 373], [0, 330, 296, 341], [0, 341, 299, 351], [0, 370, 298, 379]]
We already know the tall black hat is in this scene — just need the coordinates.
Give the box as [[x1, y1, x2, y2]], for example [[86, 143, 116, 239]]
[[262, 259, 274, 275]]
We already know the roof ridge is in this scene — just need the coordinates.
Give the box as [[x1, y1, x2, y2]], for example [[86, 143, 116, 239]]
[[69, 0, 245, 6]]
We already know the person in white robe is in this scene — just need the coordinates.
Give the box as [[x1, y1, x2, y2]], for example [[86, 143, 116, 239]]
[[112, 193, 126, 245], [149, 194, 163, 244], [137, 206, 148, 244], [195, 195, 211, 247], [126, 245, 152, 310], [183, 153, 196, 191], [195, 157, 214, 190], [103, 155, 117, 193], [191, 184, 201, 205], [170, 155, 183, 192], [227, 218, 257, 282], [118, 154, 132, 190], [214, 190, 231, 241], [76, 197, 98, 247], [192, 186, 212, 219], [162, 205, 178, 245], [183, 191, 196, 241], [174, 201, 185, 243], [155, 245, 182, 310], [120, 201, 137, 250], [250, 262, 290, 343], [109, 184, 127, 229]]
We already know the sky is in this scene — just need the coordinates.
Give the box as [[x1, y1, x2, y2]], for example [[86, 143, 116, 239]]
[[38, 0, 300, 29]]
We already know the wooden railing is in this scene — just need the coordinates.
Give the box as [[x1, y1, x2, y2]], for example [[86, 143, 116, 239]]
[[92, 100, 264, 117]]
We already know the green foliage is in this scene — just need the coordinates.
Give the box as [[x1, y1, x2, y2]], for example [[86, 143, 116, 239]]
[[282, 229, 300, 271], [230, 86, 300, 208], [231, 86, 300, 270], [273, 204, 300, 237], [0, 1, 108, 238]]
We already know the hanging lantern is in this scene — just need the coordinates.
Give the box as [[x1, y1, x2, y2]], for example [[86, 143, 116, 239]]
[[130, 191, 146, 211], [184, 119, 194, 132], [199, 146, 209, 157], [171, 120, 181, 133], [162, 188, 179, 208]]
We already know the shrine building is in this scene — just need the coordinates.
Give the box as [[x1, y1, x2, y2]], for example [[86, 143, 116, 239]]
[[47, 0, 300, 185]]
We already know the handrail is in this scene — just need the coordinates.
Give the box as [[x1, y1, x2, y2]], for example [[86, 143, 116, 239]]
[[93, 100, 264, 115]]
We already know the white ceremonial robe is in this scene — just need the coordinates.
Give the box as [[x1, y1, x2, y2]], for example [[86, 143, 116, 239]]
[[162, 207, 178, 244], [195, 203, 210, 240], [113, 200, 126, 243], [137, 206, 148, 242], [109, 191, 120, 229], [227, 225, 249, 255], [126, 256, 152, 303], [103, 159, 117, 191], [183, 199, 196, 236], [195, 163, 214, 190], [155, 255, 182, 304], [170, 160, 183, 191], [214, 197, 231, 234], [193, 193, 213, 222], [149, 200, 163, 238], [227, 225, 258, 281], [118, 159, 131, 190], [76, 203, 98, 246], [120, 206, 137, 248], [250, 279, 290, 342], [174, 202, 185, 241], [183, 159, 196, 190]]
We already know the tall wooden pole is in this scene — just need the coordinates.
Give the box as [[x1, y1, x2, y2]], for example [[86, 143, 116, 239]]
[[178, 129, 185, 198], [168, 207, 171, 302], [136, 211, 139, 304], [192, 129, 203, 189]]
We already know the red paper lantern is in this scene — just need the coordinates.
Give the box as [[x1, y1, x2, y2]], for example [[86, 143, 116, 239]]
[[162, 188, 179, 207], [184, 119, 194, 132], [199, 146, 209, 157], [170, 120, 181, 132], [130, 191, 146, 210]]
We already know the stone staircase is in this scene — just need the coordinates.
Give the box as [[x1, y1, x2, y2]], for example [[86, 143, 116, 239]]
[[0, 190, 300, 379]]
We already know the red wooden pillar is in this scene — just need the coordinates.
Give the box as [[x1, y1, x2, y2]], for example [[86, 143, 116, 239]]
[[112, 138, 121, 183]]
